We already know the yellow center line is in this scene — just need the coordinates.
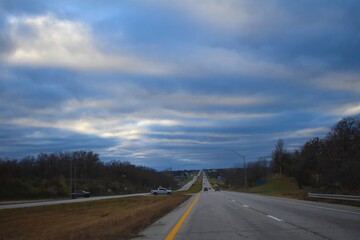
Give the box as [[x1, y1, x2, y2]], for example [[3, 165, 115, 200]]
[[165, 193, 201, 240]]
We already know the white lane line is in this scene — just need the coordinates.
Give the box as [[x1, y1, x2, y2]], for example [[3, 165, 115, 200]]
[[267, 215, 282, 222], [290, 202, 360, 215], [243, 204, 249, 208], [226, 192, 360, 216]]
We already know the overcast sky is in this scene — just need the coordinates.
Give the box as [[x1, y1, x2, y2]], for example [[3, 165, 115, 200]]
[[0, 0, 359, 170]]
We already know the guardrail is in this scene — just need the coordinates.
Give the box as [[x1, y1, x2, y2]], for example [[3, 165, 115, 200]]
[[308, 193, 360, 201]]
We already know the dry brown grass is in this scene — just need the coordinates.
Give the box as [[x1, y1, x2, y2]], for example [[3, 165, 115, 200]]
[[0, 194, 190, 240]]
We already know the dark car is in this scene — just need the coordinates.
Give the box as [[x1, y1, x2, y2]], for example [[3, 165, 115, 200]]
[[71, 190, 90, 199], [204, 187, 208, 191], [215, 187, 220, 191]]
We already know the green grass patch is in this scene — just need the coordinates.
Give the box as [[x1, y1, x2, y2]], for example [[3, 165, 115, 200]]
[[249, 174, 308, 199], [208, 177, 217, 187], [177, 174, 196, 190], [186, 173, 203, 193], [207, 176, 224, 188], [248, 175, 360, 207]]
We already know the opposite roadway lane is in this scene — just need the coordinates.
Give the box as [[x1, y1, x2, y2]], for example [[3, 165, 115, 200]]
[[138, 174, 360, 240], [0, 193, 149, 210], [0, 171, 202, 210]]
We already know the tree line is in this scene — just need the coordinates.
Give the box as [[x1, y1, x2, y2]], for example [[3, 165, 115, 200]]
[[207, 116, 360, 193], [0, 151, 177, 200], [206, 159, 270, 189], [271, 116, 360, 193]]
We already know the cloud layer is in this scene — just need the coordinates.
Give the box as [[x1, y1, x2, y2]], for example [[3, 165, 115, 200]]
[[1, 0, 360, 169]]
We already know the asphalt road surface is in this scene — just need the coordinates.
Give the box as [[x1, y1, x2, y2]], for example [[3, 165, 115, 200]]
[[177, 170, 201, 191], [0, 193, 149, 210], [138, 174, 360, 240], [0, 171, 202, 210]]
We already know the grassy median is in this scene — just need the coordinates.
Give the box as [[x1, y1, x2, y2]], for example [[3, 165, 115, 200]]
[[0, 194, 191, 240], [186, 173, 203, 193]]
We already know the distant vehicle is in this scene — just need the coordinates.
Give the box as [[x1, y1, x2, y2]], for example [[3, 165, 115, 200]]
[[151, 188, 173, 195], [204, 187, 208, 191], [71, 190, 90, 199], [215, 187, 220, 191]]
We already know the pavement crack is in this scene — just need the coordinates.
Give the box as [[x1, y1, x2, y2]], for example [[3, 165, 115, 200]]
[[236, 232, 250, 239], [284, 221, 334, 240]]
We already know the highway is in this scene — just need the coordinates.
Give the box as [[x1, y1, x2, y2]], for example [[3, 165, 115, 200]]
[[0, 193, 149, 210], [0, 171, 201, 210], [138, 174, 360, 240], [177, 170, 201, 191]]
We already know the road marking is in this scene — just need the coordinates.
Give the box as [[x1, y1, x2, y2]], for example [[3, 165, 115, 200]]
[[289, 202, 360, 215], [165, 194, 200, 240], [267, 215, 282, 221], [243, 204, 249, 208], [227, 192, 360, 216]]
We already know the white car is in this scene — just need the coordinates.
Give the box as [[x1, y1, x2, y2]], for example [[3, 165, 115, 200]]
[[71, 190, 90, 199], [151, 188, 173, 195]]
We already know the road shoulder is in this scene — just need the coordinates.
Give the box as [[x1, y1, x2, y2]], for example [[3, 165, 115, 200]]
[[133, 194, 199, 240]]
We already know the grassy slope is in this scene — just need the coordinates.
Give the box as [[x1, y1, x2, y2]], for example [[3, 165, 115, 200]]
[[207, 174, 308, 198], [0, 195, 190, 240], [208, 177, 221, 188], [0, 174, 204, 240], [249, 174, 308, 199], [176, 174, 196, 191], [207, 176, 218, 187], [185, 173, 203, 194], [249, 174, 360, 207]]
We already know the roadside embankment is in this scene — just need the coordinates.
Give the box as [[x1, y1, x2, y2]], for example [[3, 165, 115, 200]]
[[0, 194, 191, 240]]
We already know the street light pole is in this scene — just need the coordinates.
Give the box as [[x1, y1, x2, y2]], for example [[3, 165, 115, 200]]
[[244, 155, 247, 189], [231, 150, 247, 189]]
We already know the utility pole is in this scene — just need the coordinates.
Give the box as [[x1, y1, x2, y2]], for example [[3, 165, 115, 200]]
[[69, 158, 72, 198], [280, 154, 282, 183], [74, 164, 77, 192]]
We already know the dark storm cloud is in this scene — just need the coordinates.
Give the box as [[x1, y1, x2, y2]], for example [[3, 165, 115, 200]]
[[0, 0, 48, 15], [229, 1, 360, 71], [0, 25, 12, 56], [0, 67, 83, 119], [0, 124, 118, 158], [184, 0, 360, 73]]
